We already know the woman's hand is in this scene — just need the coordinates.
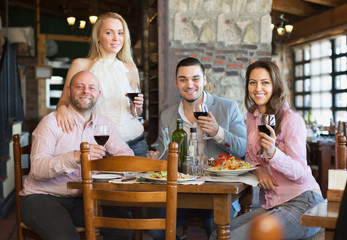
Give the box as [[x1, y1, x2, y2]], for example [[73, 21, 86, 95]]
[[195, 112, 219, 137], [56, 105, 74, 133], [255, 166, 278, 193], [259, 125, 276, 158], [126, 93, 143, 116], [134, 93, 144, 113]]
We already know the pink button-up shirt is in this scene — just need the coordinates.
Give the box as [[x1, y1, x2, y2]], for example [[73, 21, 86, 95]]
[[21, 105, 134, 197], [245, 104, 321, 209]]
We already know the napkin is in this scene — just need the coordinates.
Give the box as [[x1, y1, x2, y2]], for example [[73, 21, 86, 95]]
[[202, 173, 259, 186]]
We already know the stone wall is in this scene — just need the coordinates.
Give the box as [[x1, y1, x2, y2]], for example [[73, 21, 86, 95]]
[[168, 0, 272, 116]]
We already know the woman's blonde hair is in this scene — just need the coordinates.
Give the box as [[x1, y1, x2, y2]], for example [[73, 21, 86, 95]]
[[87, 12, 135, 65]]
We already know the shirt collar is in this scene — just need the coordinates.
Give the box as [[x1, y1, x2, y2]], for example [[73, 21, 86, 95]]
[[67, 105, 96, 126]]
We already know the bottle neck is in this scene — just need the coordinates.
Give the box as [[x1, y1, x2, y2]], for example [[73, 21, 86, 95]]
[[177, 121, 183, 130]]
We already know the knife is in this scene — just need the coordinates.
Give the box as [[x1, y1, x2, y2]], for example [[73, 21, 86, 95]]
[[121, 176, 137, 182]]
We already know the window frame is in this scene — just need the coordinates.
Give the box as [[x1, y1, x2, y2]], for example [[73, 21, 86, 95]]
[[293, 35, 347, 125]]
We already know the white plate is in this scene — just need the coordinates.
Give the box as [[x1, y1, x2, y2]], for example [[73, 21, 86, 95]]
[[92, 173, 122, 180], [141, 172, 198, 182], [206, 167, 257, 176]]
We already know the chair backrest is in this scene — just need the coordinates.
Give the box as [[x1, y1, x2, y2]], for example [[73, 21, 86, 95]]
[[336, 134, 347, 169], [81, 141, 178, 240], [335, 121, 347, 169], [13, 134, 33, 240]]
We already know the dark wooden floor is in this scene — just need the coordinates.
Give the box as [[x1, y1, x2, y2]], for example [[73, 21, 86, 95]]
[[0, 205, 208, 240], [0, 205, 17, 240]]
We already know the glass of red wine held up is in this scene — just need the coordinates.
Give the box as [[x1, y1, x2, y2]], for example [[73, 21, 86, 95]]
[[257, 114, 275, 158], [258, 114, 276, 136], [193, 102, 211, 140], [94, 124, 110, 157], [127, 83, 142, 119]]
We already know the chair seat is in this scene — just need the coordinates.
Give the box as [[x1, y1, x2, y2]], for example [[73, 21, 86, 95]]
[[21, 222, 85, 233]]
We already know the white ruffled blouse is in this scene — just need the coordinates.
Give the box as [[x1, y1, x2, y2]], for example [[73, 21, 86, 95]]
[[90, 58, 144, 142]]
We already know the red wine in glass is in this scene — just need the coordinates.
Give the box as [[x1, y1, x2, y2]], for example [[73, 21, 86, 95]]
[[193, 111, 208, 119], [94, 135, 110, 145], [127, 83, 142, 119], [258, 125, 275, 136], [126, 93, 139, 102], [94, 124, 109, 146], [258, 114, 276, 136], [193, 102, 211, 140]]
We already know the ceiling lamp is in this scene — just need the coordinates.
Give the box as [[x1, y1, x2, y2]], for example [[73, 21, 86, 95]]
[[67, 17, 76, 26], [89, 16, 98, 24], [272, 14, 293, 44], [79, 20, 86, 29], [66, 15, 98, 37]]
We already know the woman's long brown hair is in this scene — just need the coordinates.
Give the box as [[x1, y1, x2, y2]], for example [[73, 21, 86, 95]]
[[244, 60, 292, 135]]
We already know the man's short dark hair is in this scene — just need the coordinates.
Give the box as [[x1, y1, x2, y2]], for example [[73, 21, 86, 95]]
[[175, 57, 205, 77]]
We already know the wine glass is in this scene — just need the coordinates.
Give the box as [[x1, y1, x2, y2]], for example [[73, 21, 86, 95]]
[[193, 102, 211, 140], [257, 114, 275, 158], [126, 83, 142, 119], [158, 125, 170, 160], [94, 125, 110, 158], [258, 114, 276, 136]]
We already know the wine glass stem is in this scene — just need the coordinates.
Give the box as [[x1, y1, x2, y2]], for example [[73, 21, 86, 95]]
[[133, 103, 138, 117]]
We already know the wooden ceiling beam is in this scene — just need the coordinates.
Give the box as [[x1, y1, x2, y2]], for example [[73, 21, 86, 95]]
[[288, 3, 347, 45], [303, 0, 345, 7], [272, 0, 323, 17]]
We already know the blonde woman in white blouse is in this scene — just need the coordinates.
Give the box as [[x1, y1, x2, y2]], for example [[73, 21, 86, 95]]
[[56, 12, 147, 157]]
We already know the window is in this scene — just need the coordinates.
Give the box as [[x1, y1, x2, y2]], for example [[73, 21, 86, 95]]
[[293, 35, 347, 126]]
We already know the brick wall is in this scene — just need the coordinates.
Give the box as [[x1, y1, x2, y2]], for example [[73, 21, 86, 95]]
[[17, 56, 40, 133], [168, 0, 273, 116]]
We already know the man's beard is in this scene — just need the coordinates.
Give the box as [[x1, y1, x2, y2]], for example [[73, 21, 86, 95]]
[[72, 96, 97, 111], [182, 91, 203, 103]]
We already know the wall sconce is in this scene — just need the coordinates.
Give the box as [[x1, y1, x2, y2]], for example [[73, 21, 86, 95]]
[[272, 14, 293, 44]]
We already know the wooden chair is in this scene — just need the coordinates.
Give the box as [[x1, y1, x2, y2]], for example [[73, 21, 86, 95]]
[[80, 141, 178, 240], [13, 134, 85, 240], [335, 121, 347, 169]]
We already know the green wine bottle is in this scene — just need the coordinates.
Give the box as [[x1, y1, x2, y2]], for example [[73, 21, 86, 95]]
[[171, 119, 187, 172]]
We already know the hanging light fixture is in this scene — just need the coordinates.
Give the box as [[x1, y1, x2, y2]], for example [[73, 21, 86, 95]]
[[89, 16, 98, 24], [66, 15, 98, 37], [67, 17, 76, 26], [272, 14, 293, 44]]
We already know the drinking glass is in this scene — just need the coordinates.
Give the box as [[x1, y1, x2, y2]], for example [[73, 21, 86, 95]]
[[158, 125, 170, 160], [94, 124, 110, 146], [258, 114, 276, 136], [126, 83, 142, 119], [193, 102, 211, 140], [94, 124, 109, 159], [257, 114, 276, 158]]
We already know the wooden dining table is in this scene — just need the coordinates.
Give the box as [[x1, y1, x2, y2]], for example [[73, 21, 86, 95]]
[[68, 179, 253, 240]]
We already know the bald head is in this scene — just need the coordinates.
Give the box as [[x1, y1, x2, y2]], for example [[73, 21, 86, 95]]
[[70, 70, 99, 89], [68, 70, 101, 114]]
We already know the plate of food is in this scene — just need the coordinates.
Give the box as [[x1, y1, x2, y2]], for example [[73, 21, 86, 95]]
[[92, 173, 122, 181], [206, 153, 256, 176], [141, 171, 198, 182]]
